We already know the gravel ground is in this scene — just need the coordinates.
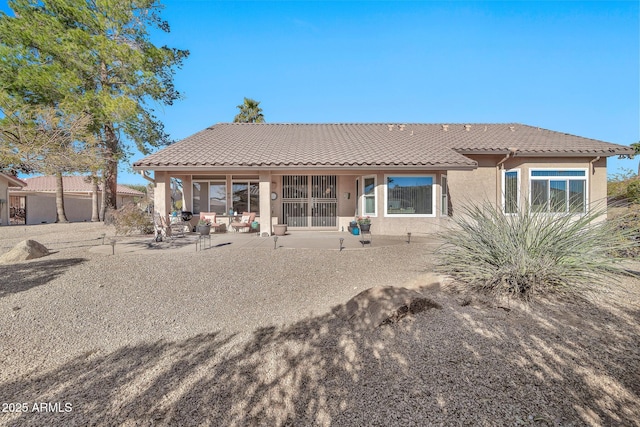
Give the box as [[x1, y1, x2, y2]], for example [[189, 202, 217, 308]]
[[0, 223, 639, 426]]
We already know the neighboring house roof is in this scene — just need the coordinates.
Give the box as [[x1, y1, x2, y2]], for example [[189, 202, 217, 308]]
[[133, 123, 634, 171], [10, 176, 144, 196], [0, 172, 26, 188]]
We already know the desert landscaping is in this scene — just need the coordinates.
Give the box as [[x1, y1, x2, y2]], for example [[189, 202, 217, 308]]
[[0, 222, 638, 426]]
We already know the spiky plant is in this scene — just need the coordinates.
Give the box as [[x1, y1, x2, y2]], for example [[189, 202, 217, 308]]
[[436, 201, 637, 300]]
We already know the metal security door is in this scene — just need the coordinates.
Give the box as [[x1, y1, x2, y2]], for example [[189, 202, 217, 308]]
[[282, 175, 337, 228], [310, 175, 337, 227]]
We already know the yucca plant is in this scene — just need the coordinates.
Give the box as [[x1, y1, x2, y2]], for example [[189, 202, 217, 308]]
[[436, 201, 638, 300]]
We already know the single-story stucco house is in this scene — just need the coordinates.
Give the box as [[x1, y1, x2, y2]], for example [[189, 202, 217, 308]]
[[9, 175, 145, 225], [133, 123, 633, 236], [0, 172, 26, 226]]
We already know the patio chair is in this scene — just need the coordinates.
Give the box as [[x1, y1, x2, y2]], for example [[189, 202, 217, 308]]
[[199, 212, 225, 233], [168, 213, 187, 238], [230, 212, 256, 233], [153, 213, 168, 242], [154, 213, 187, 242]]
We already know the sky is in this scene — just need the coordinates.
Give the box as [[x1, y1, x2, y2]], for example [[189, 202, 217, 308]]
[[4, 1, 640, 185]]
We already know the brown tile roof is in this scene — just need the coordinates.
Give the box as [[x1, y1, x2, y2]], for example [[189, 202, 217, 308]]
[[12, 176, 144, 196], [0, 172, 26, 187], [133, 123, 633, 170]]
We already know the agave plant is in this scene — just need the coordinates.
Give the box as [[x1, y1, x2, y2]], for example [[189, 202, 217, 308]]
[[436, 201, 638, 300]]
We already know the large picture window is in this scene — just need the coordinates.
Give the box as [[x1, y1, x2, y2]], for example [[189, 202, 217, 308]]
[[385, 175, 435, 216], [530, 170, 586, 213]]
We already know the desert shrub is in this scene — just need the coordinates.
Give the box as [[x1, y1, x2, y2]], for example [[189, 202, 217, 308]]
[[436, 201, 637, 300], [607, 169, 640, 204], [112, 204, 154, 235], [608, 204, 640, 258], [626, 180, 640, 203]]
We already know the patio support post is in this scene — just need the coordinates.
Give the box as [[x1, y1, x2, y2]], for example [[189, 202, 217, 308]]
[[259, 172, 272, 236], [154, 171, 172, 221], [179, 175, 193, 212]]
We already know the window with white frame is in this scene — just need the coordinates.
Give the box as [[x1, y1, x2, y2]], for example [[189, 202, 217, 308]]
[[385, 175, 435, 216], [441, 175, 449, 216], [530, 169, 587, 213], [363, 176, 376, 216], [502, 169, 520, 214]]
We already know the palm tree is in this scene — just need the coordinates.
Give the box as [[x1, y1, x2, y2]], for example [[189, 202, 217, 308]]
[[233, 98, 265, 123]]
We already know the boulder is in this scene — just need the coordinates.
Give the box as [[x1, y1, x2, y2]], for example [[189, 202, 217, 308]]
[[0, 240, 50, 263], [344, 286, 440, 329]]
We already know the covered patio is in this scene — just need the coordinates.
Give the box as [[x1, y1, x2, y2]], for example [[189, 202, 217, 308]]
[[148, 171, 379, 236]]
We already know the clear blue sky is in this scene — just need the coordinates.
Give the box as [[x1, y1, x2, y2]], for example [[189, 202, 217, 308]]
[[4, 1, 640, 184]]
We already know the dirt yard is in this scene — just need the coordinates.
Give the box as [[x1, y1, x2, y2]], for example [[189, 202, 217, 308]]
[[0, 223, 639, 426]]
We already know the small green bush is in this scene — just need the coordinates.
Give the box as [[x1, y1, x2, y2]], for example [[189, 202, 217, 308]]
[[436, 201, 637, 300], [112, 204, 154, 235]]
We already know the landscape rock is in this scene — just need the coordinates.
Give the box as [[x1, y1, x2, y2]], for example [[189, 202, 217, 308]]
[[344, 286, 441, 329], [401, 272, 450, 291], [0, 239, 50, 263]]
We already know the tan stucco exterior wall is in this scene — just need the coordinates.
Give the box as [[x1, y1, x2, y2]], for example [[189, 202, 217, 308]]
[[447, 156, 503, 214], [449, 155, 608, 218], [18, 193, 136, 225], [151, 157, 609, 236]]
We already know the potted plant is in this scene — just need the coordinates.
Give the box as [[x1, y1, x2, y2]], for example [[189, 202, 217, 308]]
[[197, 218, 211, 235], [357, 215, 371, 232], [273, 224, 287, 236]]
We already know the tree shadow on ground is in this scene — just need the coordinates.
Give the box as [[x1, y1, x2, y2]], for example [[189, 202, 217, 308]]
[[0, 258, 87, 298], [2, 283, 639, 426]]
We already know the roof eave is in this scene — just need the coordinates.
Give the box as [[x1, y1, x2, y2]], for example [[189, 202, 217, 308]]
[[0, 173, 26, 188], [9, 189, 143, 196], [133, 163, 478, 172], [454, 149, 632, 157]]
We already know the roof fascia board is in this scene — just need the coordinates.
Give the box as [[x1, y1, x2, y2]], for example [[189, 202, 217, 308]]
[[1, 173, 26, 187], [455, 150, 629, 157], [512, 152, 629, 157], [8, 189, 141, 196], [134, 164, 478, 172]]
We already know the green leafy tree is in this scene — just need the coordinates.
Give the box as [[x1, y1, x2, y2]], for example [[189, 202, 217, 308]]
[[233, 97, 265, 123], [0, 0, 189, 217]]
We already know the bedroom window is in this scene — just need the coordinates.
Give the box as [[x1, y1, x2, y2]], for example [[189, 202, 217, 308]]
[[530, 170, 586, 213]]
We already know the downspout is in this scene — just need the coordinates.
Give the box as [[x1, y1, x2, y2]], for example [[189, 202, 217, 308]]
[[589, 156, 600, 175], [496, 149, 516, 210], [140, 170, 155, 184]]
